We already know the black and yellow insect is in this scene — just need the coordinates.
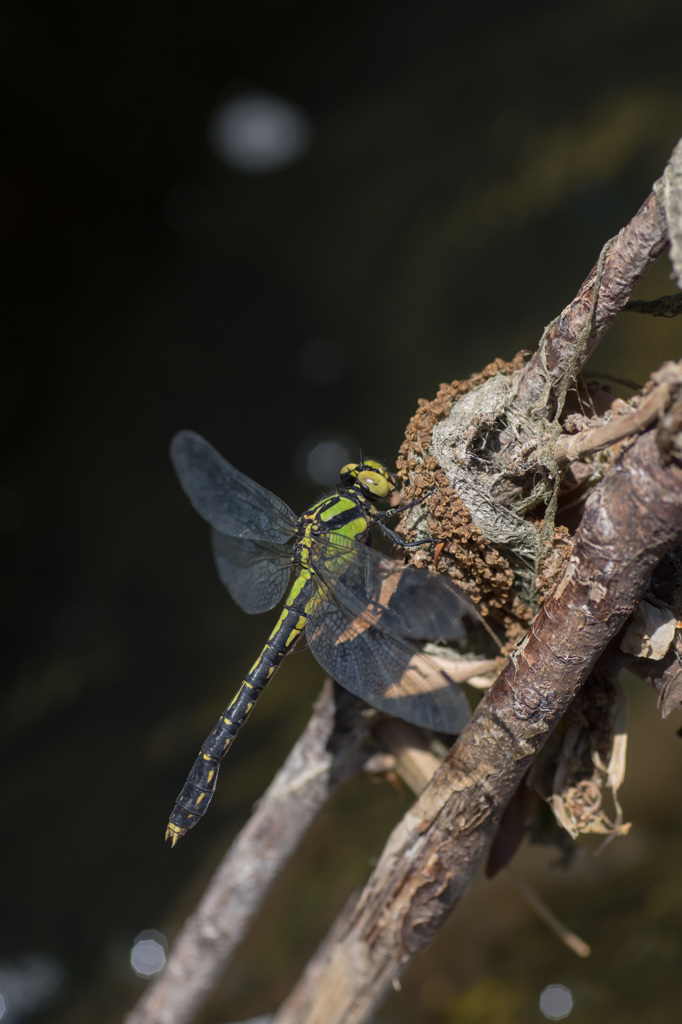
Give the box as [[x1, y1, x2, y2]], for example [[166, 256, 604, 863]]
[[166, 430, 475, 845]]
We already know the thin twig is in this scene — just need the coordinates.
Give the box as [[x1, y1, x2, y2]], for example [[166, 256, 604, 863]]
[[625, 294, 682, 318], [505, 869, 591, 959], [554, 366, 682, 463], [372, 717, 443, 796]]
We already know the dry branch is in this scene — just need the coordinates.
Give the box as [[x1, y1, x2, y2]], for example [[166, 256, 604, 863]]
[[275, 427, 682, 1024], [125, 683, 372, 1024]]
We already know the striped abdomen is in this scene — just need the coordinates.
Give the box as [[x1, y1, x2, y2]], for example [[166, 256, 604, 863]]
[[165, 579, 312, 845]]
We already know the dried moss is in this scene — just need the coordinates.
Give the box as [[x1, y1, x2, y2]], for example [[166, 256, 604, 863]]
[[397, 353, 573, 644]]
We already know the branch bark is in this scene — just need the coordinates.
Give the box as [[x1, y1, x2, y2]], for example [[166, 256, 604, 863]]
[[275, 428, 682, 1024]]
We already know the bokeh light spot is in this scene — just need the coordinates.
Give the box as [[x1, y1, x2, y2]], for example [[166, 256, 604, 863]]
[[130, 931, 167, 978], [306, 441, 351, 486], [540, 983, 574, 1020], [294, 435, 356, 486], [207, 91, 312, 174]]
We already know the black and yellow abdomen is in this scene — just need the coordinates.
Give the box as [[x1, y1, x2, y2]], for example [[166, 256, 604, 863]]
[[165, 483, 376, 845], [165, 571, 316, 844]]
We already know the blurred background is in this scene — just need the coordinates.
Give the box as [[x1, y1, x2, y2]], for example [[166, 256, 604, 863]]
[[2, 1, 682, 1022]]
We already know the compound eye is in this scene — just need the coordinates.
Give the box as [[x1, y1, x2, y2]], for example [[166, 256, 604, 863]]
[[358, 471, 392, 498], [340, 463, 358, 476]]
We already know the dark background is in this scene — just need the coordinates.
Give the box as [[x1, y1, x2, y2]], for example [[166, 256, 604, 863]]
[[2, 2, 682, 1022]]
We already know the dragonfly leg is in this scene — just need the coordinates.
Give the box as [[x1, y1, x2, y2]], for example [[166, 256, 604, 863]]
[[376, 490, 436, 517], [376, 520, 434, 549]]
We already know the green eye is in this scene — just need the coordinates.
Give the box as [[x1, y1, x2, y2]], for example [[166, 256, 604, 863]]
[[339, 459, 395, 497], [358, 471, 392, 498]]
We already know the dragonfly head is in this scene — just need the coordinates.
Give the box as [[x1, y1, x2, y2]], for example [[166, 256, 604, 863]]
[[339, 459, 398, 500]]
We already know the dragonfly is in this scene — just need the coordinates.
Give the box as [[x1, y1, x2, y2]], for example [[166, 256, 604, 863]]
[[165, 430, 477, 845]]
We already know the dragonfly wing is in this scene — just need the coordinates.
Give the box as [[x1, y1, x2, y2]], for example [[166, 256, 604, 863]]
[[171, 431, 297, 543], [370, 563, 477, 642], [311, 533, 478, 642], [305, 535, 477, 733], [211, 530, 292, 614], [305, 588, 471, 732]]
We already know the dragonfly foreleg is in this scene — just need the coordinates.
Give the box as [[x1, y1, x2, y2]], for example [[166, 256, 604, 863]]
[[376, 520, 434, 548]]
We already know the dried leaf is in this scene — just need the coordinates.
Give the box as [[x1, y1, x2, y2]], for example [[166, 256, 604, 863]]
[[620, 599, 677, 660], [534, 676, 631, 842]]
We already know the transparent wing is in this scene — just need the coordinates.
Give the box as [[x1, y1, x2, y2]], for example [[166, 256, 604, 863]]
[[305, 533, 477, 732], [311, 532, 476, 641], [211, 531, 292, 614], [170, 430, 297, 543], [171, 431, 298, 613]]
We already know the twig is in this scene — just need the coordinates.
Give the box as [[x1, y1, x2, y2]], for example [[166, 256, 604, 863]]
[[554, 366, 682, 463], [625, 294, 682, 318], [514, 187, 669, 416], [372, 717, 443, 796], [505, 869, 591, 959], [125, 682, 372, 1024], [274, 428, 682, 1024]]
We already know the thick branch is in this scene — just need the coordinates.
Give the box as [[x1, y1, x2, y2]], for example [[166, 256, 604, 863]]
[[275, 429, 682, 1024], [125, 682, 371, 1024]]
